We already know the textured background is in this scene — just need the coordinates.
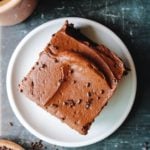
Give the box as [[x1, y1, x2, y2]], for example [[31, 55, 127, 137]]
[[0, 0, 150, 149]]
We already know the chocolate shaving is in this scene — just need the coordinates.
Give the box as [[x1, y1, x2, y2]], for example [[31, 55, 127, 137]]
[[42, 64, 47, 68], [31, 81, 34, 87], [73, 80, 77, 84], [97, 96, 101, 100], [101, 90, 105, 94], [87, 82, 91, 87], [76, 99, 82, 104], [20, 89, 23, 92], [36, 62, 39, 65], [54, 59, 59, 63], [70, 69, 74, 74], [64, 99, 76, 107], [51, 104, 59, 108], [24, 77, 27, 81], [87, 91, 92, 97], [53, 46, 59, 50]]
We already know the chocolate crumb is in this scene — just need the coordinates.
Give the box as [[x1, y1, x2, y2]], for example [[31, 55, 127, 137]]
[[30, 140, 44, 150], [20, 89, 23, 92], [64, 99, 75, 107], [31, 81, 34, 87], [24, 77, 27, 81], [42, 64, 47, 68], [97, 96, 101, 100], [73, 80, 77, 84], [51, 104, 58, 108], [87, 91, 92, 97], [54, 59, 59, 63], [101, 90, 105, 94], [9, 122, 13, 126], [87, 82, 91, 87], [54, 46, 59, 50], [76, 99, 82, 104], [70, 69, 74, 74]]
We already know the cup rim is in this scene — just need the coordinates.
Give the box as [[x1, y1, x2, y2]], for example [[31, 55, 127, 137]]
[[0, 0, 22, 13]]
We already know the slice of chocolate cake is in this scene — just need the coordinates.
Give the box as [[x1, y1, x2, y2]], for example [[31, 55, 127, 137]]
[[18, 21, 126, 135]]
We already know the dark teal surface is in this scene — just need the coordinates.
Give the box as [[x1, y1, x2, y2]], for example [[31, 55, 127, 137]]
[[1, 0, 150, 149]]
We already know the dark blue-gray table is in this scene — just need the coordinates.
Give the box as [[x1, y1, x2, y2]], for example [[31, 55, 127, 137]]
[[1, 0, 150, 149]]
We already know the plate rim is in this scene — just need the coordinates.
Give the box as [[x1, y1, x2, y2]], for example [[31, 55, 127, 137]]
[[6, 17, 137, 147]]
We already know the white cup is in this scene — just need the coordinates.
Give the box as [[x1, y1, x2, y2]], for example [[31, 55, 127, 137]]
[[0, 0, 37, 26]]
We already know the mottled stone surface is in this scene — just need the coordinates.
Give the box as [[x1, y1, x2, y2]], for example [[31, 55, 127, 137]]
[[0, 0, 150, 149]]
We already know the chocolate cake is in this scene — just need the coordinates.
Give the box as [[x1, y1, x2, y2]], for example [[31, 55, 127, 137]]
[[18, 21, 126, 135]]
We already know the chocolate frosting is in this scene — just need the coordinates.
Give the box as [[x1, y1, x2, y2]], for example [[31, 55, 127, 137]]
[[19, 21, 125, 135]]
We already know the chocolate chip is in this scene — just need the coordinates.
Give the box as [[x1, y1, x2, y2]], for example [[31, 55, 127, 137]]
[[20, 89, 23, 92], [60, 117, 65, 121], [54, 59, 59, 63], [87, 91, 92, 97], [87, 82, 91, 87], [52, 33, 55, 37], [54, 46, 59, 50], [32, 67, 35, 70], [24, 77, 27, 81], [97, 96, 101, 100], [73, 80, 77, 84], [64, 99, 75, 107], [70, 69, 74, 74], [101, 90, 105, 94], [36, 62, 39, 65], [42, 64, 47, 68], [76, 99, 82, 104], [31, 81, 34, 87], [30, 140, 44, 150], [51, 104, 58, 108]]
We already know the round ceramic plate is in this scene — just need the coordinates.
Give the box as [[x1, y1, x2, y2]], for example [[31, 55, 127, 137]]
[[6, 17, 137, 147]]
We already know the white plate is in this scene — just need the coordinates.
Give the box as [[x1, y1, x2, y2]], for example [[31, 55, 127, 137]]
[[6, 17, 137, 147]]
